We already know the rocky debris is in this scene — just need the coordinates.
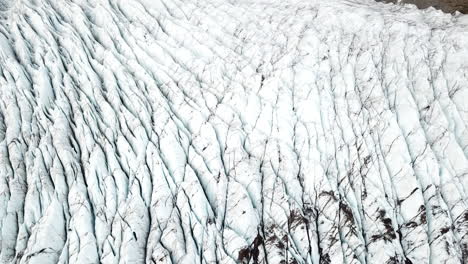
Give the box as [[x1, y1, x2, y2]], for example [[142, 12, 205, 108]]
[[377, 0, 468, 13]]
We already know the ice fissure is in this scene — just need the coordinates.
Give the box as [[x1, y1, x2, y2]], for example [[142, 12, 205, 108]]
[[0, 0, 467, 263]]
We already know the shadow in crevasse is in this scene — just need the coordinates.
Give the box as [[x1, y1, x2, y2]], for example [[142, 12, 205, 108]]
[[375, 0, 468, 13]]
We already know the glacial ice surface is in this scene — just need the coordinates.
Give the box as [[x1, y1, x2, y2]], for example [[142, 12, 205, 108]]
[[0, 0, 467, 263]]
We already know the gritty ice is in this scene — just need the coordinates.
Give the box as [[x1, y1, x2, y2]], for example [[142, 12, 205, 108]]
[[0, 0, 467, 263]]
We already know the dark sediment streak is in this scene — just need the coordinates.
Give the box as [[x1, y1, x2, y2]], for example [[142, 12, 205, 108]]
[[377, 0, 468, 13]]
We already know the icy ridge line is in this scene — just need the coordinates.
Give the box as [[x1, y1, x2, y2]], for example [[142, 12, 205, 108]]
[[0, 0, 467, 263]]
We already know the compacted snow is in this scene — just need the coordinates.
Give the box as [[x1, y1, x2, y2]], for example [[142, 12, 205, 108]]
[[0, 0, 467, 263]]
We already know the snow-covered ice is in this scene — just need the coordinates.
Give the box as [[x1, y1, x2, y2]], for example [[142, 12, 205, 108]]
[[0, 0, 467, 263]]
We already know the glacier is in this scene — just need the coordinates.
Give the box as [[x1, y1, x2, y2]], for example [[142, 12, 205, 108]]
[[0, 0, 467, 263]]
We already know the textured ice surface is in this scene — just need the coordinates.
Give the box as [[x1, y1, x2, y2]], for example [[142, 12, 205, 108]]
[[0, 0, 467, 263]]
